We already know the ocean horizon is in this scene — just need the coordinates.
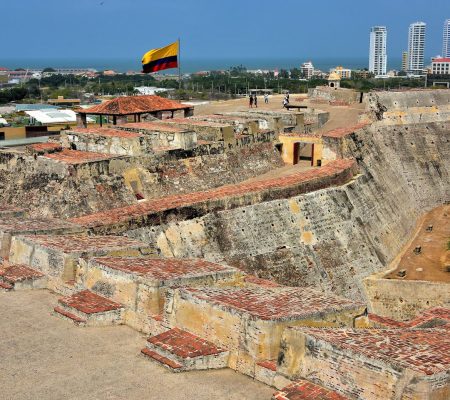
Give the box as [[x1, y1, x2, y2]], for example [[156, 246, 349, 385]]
[[1, 57, 404, 74]]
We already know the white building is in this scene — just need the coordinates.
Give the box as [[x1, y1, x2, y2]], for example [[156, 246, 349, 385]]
[[300, 61, 314, 79], [369, 26, 387, 76], [443, 19, 450, 58], [408, 22, 426, 74], [431, 57, 450, 75]]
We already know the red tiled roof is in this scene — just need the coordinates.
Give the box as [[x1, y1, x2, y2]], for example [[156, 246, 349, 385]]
[[432, 58, 450, 63], [77, 95, 191, 115]]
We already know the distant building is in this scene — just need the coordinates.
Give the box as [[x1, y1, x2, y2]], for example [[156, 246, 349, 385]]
[[54, 68, 97, 75], [47, 96, 81, 107], [431, 57, 450, 75], [443, 19, 450, 58], [408, 22, 426, 74], [330, 66, 352, 79], [402, 51, 408, 71], [369, 26, 387, 76], [300, 61, 314, 79]]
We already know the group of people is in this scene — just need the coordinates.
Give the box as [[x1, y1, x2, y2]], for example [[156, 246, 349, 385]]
[[249, 93, 270, 108]]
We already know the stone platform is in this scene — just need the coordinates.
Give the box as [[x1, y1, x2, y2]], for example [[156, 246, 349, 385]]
[[82, 257, 241, 331], [141, 327, 229, 372], [0, 264, 46, 291], [54, 289, 124, 327], [165, 286, 365, 376], [273, 380, 348, 400], [9, 234, 152, 287], [0, 217, 82, 259], [276, 326, 450, 399]]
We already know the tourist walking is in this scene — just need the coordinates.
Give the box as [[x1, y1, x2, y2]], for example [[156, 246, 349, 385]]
[[283, 96, 288, 108], [254, 94, 258, 108], [249, 94, 253, 108], [264, 93, 269, 104]]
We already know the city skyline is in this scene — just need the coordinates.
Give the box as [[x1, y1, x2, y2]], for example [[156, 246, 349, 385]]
[[2, 0, 449, 63]]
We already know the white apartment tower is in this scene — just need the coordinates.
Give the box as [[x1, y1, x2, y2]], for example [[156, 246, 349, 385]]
[[369, 26, 387, 76], [408, 22, 426, 73], [443, 19, 450, 58]]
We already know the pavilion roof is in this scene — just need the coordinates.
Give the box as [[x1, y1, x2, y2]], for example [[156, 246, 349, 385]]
[[77, 95, 191, 116]]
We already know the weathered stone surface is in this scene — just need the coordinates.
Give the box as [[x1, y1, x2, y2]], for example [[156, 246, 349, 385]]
[[276, 326, 450, 400]]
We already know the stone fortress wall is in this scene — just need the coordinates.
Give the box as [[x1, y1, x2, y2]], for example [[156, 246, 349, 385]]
[[0, 89, 449, 400]]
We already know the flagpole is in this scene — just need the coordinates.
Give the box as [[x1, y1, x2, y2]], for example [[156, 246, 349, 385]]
[[178, 37, 181, 90]]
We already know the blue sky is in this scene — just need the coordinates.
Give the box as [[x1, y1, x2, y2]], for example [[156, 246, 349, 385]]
[[3, 0, 449, 61]]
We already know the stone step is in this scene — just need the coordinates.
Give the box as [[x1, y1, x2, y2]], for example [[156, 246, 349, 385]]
[[0, 281, 14, 291], [255, 360, 277, 387], [0, 264, 47, 290], [55, 290, 124, 327], [142, 328, 229, 372], [141, 348, 183, 372], [53, 306, 87, 326], [272, 379, 349, 400]]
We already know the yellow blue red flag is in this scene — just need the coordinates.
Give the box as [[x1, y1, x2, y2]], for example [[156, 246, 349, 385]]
[[141, 41, 178, 73]]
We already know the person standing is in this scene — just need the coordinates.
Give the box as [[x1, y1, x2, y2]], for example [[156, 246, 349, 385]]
[[254, 94, 258, 108], [264, 93, 269, 104], [249, 94, 253, 108]]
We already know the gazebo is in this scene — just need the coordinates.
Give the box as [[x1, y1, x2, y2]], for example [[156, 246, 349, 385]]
[[76, 95, 194, 128]]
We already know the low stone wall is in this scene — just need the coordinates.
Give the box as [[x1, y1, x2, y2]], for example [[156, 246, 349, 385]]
[[364, 271, 450, 320], [308, 87, 360, 104]]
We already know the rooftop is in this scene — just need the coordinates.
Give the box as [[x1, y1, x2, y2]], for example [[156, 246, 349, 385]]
[[77, 95, 191, 115], [297, 327, 450, 375], [180, 286, 364, 321]]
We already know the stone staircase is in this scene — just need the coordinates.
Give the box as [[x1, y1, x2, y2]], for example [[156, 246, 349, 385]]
[[54, 290, 124, 327], [141, 327, 229, 372], [0, 264, 47, 292]]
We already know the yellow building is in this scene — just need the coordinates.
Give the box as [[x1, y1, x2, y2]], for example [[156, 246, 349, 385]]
[[330, 66, 352, 79]]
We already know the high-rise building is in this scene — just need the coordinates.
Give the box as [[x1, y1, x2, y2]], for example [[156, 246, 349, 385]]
[[369, 26, 387, 76], [443, 19, 450, 58], [300, 61, 314, 79], [402, 51, 408, 71], [408, 22, 426, 74]]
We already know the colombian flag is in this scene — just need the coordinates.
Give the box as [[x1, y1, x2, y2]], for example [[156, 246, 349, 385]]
[[142, 41, 178, 73]]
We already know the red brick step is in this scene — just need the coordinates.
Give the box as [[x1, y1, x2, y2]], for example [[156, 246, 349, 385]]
[[142, 328, 229, 372], [0, 264, 46, 290], [53, 306, 87, 326], [141, 348, 183, 371], [55, 290, 124, 327]]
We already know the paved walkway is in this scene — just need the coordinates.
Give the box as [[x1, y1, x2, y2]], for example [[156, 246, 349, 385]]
[[0, 290, 273, 400]]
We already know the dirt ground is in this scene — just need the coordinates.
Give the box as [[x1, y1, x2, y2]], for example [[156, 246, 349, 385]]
[[194, 93, 365, 134], [386, 204, 450, 282], [0, 290, 274, 400]]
